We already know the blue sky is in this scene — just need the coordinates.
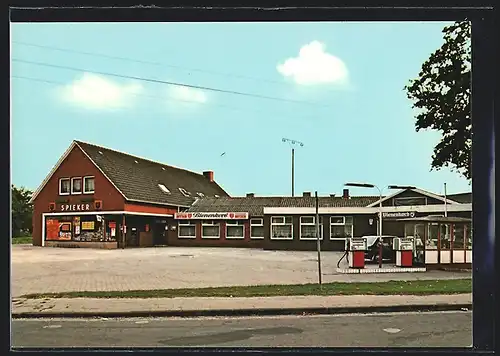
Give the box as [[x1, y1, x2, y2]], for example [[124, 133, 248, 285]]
[[11, 21, 471, 197]]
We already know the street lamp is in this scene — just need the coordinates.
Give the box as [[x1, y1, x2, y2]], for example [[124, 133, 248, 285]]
[[282, 138, 304, 197], [344, 183, 416, 268]]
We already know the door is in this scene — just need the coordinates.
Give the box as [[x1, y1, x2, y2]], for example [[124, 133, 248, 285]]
[[153, 222, 168, 246], [128, 227, 139, 247]]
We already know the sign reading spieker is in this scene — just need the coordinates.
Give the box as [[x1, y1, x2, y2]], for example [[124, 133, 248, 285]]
[[175, 212, 249, 220], [60, 203, 92, 212]]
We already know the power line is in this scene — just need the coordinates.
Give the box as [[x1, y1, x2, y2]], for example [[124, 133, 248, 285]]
[[13, 40, 329, 93], [11, 75, 317, 121], [12, 58, 325, 107]]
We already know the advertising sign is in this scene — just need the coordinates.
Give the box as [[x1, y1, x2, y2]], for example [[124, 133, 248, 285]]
[[82, 221, 95, 230], [382, 211, 416, 219], [174, 212, 249, 220]]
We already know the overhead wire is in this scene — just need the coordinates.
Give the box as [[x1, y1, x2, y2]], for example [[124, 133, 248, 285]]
[[10, 75, 318, 121], [12, 58, 329, 108]]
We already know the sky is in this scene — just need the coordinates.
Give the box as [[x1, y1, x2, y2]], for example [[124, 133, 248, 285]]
[[10, 21, 471, 198]]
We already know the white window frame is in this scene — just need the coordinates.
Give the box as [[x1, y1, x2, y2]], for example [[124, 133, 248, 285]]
[[329, 216, 354, 241], [299, 216, 323, 240], [179, 188, 191, 197], [270, 216, 293, 240], [71, 177, 83, 195], [59, 178, 70, 196], [225, 221, 245, 239], [83, 176, 95, 194], [178, 220, 196, 239], [201, 220, 220, 239], [250, 218, 264, 239]]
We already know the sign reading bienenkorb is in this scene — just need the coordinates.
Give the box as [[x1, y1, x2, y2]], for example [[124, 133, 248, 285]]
[[382, 211, 416, 218], [174, 212, 249, 220]]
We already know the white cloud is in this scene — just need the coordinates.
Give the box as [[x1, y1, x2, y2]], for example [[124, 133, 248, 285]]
[[58, 73, 143, 110], [277, 41, 349, 86], [166, 85, 208, 112]]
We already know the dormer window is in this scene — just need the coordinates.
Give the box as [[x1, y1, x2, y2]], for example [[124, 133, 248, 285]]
[[158, 184, 170, 194], [179, 188, 190, 197], [196, 192, 205, 198]]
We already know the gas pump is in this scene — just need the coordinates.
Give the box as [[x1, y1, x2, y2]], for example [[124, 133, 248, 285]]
[[346, 237, 368, 269], [393, 237, 414, 267]]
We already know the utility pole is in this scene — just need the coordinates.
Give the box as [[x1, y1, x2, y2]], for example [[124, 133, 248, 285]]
[[315, 191, 322, 285], [282, 138, 304, 197]]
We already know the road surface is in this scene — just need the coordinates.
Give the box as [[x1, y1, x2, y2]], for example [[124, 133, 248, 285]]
[[12, 311, 472, 348]]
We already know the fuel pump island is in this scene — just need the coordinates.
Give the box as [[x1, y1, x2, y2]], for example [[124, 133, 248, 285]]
[[336, 236, 425, 274]]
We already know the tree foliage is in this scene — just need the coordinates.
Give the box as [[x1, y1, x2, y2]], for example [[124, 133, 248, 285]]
[[404, 21, 471, 180], [12, 185, 33, 237]]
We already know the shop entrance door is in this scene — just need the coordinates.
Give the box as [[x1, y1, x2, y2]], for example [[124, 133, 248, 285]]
[[153, 223, 167, 246], [128, 227, 139, 247]]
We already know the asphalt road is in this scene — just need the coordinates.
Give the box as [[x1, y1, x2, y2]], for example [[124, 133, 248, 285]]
[[12, 311, 472, 348]]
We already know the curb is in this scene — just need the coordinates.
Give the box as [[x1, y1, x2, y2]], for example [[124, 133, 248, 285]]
[[12, 303, 472, 319]]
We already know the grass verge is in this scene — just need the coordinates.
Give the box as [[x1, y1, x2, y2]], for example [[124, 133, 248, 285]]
[[12, 236, 32, 245], [21, 278, 472, 299]]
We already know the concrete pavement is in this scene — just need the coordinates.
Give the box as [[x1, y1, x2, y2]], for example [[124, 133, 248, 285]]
[[11, 246, 471, 297], [12, 293, 472, 318], [11, 311, 473, 347]]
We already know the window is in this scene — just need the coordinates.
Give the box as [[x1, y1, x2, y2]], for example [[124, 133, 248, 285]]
[[59, 178, 70, 195], [178, 220, 196, 239], [330, 216, 353, 240], [270, 216, 293, 240], [83, 176, 95, 194], [202, 220, 220, 239], [226, 221, 244, 239], [71, 177, 82, 194], [393, 196, 427, 206], [300, 216, 323, 240], [196, 192, 205, 198], [179, 188, 190, 197], [158, 184, 170, 194], [426, 223, 439, 249], [452, 224, 465, 249], [250, 218, 264, 239]]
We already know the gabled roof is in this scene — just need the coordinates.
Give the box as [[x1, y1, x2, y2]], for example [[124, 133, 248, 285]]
[[186, 195, 381, 216], [30, 140, 229, 207], [366, 188, 459, 207]]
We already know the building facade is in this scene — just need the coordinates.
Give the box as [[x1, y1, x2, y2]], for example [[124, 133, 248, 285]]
[[30, 140, 228, 248]]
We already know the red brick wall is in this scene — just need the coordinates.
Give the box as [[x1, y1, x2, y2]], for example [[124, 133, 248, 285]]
[[32, 145, 126, 246]]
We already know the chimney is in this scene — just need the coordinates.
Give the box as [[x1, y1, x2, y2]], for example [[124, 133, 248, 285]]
[[246, 193, 255, 198], [203, 171, 214, 182], [343, 189, 349, 199], [303, 191, 311, 197]]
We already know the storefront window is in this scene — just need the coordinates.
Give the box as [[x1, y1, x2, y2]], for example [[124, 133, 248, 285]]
[[250, 218, 264, 239], [404, 223, 416, 238], [270, 216, 293, 240], [202, 220, 220, 239], [45, 215, 115, 242], [226, 221, 244, 239], [452, 224, 465, 249], [465, 224, 472, 249], [178, 220, 196, 239], [330, 216, 353, 240], [440, 223, 451, 249], [415, 224, 425, 248], [300, 216, 323, 240], [427, 223, 439, 249]]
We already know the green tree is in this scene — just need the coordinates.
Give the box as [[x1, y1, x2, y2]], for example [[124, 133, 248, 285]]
[[404, 21, 471, 180], [11, 185, 33, 237]]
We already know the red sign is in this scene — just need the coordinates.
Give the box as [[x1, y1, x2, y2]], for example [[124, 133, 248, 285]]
[[109, 222, 116, 229], [174, 212, 249, 220]]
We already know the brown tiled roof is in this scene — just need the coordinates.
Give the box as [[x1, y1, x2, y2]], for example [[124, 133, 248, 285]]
[[187, 196, 382, 216], [75, 140, 229, 207]]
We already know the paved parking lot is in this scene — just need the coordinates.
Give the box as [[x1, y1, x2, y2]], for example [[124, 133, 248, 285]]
[[11, 245, 471, 297]]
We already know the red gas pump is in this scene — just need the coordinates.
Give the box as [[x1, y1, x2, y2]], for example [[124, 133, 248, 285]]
[[347, 237, 368, 269], [394, 237, 414, 267]]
